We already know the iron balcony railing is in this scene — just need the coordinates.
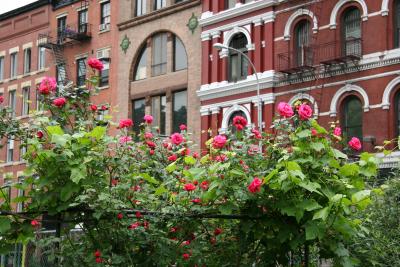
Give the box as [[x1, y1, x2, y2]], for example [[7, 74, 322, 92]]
[[277, 45, 315, 74], [319, 38, 362, 65], [38, 23, 92, 47]]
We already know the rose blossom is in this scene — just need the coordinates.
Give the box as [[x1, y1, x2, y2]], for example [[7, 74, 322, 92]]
[[52, 97, 66, 108], [117, 213, 123, 220], [168, 154, 177, 161], [0, 95, 4, 104], [38, 77, 57, 95], [232, 115, 247, 130], [119, 119, 133, 129], [214, 228, 223, 236], [183, 183, 196, 191], [95, 258, 103, 263], [251, 129, 262, 139], [144, 132, 153, 139], [149, 150, 155, 155], [200, 181, 209, 190], [90, 104, 97, 112], [277, 102, 294, 118], [298, 104, 313, 120], [31, 220, 40, 227], [179, 124, 187, 131], [128, 222, 140, 230], [171, 133, 184, 145], [119, 136, 132, 144], [182, 253, 190, 260], [143, 115, 153, 124], [311, 129, 318, 136], [212, 135, 227, 149], [248, 177, 263, 193], [88, 58, 104, 71], [348, 137, 362, 151], [191, 198, 201, 204], [37, 130, 44, 139], [146, 141, 156, 149], [333, 127, 342, 136], [94, 250, 101, 258]]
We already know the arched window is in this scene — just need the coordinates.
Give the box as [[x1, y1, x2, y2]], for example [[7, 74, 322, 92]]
[[228, 33, 248, 82], [134, 46, 147, 81], [173, 36, 187, 71], [152, 33, 168, 76], [294, 20, 311, 67], [341, 96, 363, 142], [394, 0, 400, 48], [395, 91, 400, 136], [342, 7, 361, 57]]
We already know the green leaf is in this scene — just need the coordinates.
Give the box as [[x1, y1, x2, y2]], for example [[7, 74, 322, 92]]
[[189, 168, 206, 179], [0, 217, 11, 233], [184, 156, 196, 165], [166, 162, 176, 173], [287, 161, 301, 171], [46, 125, 64, 135], [51, 134, 70, 147], [265, 169, 279, 183], [297, 199, 322, 211], [70, 165, 87, 184], [298, 181, 321, 194], [339, 164, 359, 177], [332, 149, 348, 159], [140, 173, 159, 185], [60, 182, 80, 201], [351, 190, 371, 204], [297, 129, 311, 138], [230, 169, 245, 177], [311, 120, 328, 134], [313, 206, 330, 221], [154, 184, 168, 196], [310, 142, 324, 152], [305, 221, 326, 240], [88, 126, 106, 140]]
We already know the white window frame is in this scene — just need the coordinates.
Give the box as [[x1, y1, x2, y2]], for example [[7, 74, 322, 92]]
[[38, 47, 46, 70], [23, 48, 31, 74], [10, 53, 18, 79], [22, 87, 30, 116], [0, 57, 4, 81]]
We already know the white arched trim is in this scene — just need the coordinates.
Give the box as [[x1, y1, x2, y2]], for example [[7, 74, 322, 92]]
[[288, 93, 319, 116], [330, 0, 369, 29], [381, 0, 389, 16], [382, 76, 400, 109], [220, 26, 254, 58], [220, 104, 252, 133], [284, 9, 318, 40], [330, 84, 370, 117]]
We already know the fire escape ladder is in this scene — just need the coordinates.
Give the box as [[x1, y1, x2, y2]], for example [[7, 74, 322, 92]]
[[51, 44, 71, 87]]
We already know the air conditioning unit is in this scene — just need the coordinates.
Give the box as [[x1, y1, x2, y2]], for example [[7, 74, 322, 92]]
[[96, 49, 110, 59], [99, 23, 110, 31]]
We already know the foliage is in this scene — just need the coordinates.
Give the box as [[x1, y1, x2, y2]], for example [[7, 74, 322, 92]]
[[348, 177, 400, 266], [0, 68, 380, 266]]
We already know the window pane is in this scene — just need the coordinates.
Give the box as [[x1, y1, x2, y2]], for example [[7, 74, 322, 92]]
[[78, 10, 88, 33], [151, 95, 166, 135], [228, 33, 248, 82], [38, 47, 46, 70], [294, 20, 311, 66], [100, 58, 110, 86], [343, 8, 361, 57], [24, 49, 31, 74], [22, 87, 30, 116], [136, 0, 147, 16], [0, 57, 4, 80], [11, 53, 18, 78], [342, 96, 363, 143], [135, 46, 147, 80], [174, 36, 187, 71], [172, 90, 187, 133], [154, 0, 166, 10], [101, 2, 111, 25], [394, 0, 400, 48], [226, 0, 236, 9], [152, 33, 167, 76], [133, 99, 145, 135], [77, 58, 87, 86], [9, 90, 16, 117], [7, 138, 14, 162]]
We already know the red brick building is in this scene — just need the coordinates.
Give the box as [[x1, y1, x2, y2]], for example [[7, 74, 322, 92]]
[[198, 0, 400, 163]]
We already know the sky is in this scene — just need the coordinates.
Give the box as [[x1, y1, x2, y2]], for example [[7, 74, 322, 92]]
[[0, 0, 38, 15]]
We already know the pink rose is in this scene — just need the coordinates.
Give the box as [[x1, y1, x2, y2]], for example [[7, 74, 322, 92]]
[[168, 154, 177, 161], [31, 220, 40, 227], [119, 119, 133, 129], [38, 77, 57, 95], [87, 58, 104, 71], [182, 253, 190, 260], [143, 115, 153, 124], [248, 177, 263, 193], [277, 102, 294, 118], [128, 222, 140, 230], [144, 132, 153, 139], [348, 137, 362, 151], [119, 136, 132, 144], [333, 127, 342, 136], [90, 104, 97, 112], [37, 130, 44, 139], [298, 104, 313, 120], [212, 135, 227, 149], [146, 141, 156, 149], [52, 97, 66, 107], [232, 116, 247, 131], [179, 124, 187, 131], [171, 133, 184, 145], [183, 183, 196, 191], [0, 95, 4, 104], [251, 129, 262, 139], [311, 129, 318, 136]]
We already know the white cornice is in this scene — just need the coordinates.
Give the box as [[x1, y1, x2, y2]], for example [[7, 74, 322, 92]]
[[199, 0, 279, 27]]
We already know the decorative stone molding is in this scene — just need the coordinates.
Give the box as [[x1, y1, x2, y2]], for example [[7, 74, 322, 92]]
[[381, 0, 389, 16], [220, 104, 252, 133], [283, 9, 318, 41], [382, 76, 400, 109], [329, 84, 370, 117], [288, 93, 319, 116], [330, 0, 368, 29]]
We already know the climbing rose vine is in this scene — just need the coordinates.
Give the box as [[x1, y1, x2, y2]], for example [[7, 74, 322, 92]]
[[0, 70, 383, 266]]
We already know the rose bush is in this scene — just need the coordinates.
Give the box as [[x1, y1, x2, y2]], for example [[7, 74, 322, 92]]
[[0, 70, 383, 267]]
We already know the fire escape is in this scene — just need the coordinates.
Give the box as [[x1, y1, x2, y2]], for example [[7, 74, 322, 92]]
[[276, 0, 362, 83], [38, 0, 91, 87]]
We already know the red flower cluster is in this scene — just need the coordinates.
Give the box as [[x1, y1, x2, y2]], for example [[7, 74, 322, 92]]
[[248, 177, 263, 193], [348, 137, 362, 151], [88, 58, 104, 71], [119, 119, 133, 129], [298, 104, 313, 120], [38, 77, 57, 95], [94, 250, 102, 263], [183, 183, 196, 192], [0, 95, 4, 104], [212, 135, 227, 149], [232, 116, 247, 131], [179, 124, 187, 131], [171, 133, 184, 145], [31, 220, 40, 227], [143, 115, 153, 124], [52, 97, 66, 108]]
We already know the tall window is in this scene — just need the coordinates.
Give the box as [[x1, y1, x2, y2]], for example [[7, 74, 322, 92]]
[[172, 90, 187, 133], [154, 0, 166, 10], [173, 36, 187, 71], [0, 56, 4, 81], [9, 90, 16, 117], [152, 33, 167, 76], [294, 20, 311, 67], [341, 96, 363, 143], [38, 47, 46, 70], [228, 33, 248, 82], [100, 58, 110, 87], [22, 87, 30, 116], [57, 16, 67, 44], [151, 95, 166, 135], [100, 1, 111, 27], [78, 9, 88, 33], [395, 91, 400, 137], [36, 88, 44, 111], [132, 98, 145, 135], [394, 0, 400, 48], [134, 46, 147, 80], [57, 64, 67, 85], [23, 48, 31, 74], [76, 58, 87, 87], [16, 177, 25, 212], [136, 0, 147, 16], [10, 53, 18, 79], [342, 7, 361, 57], [6, 138, 14, 163]]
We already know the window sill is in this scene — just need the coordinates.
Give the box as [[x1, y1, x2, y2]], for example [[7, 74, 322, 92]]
[[36, 68, 47, 74], [99, 29, 110, 34], [9, 77, 18, 81], [22, 73, 31, 78], [98, 85, 109, 90], [0, 161, 25, 168]]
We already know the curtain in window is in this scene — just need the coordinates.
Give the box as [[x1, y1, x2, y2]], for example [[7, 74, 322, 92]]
[[294, 20, 311, 67], [228, 33, 248, 82]]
